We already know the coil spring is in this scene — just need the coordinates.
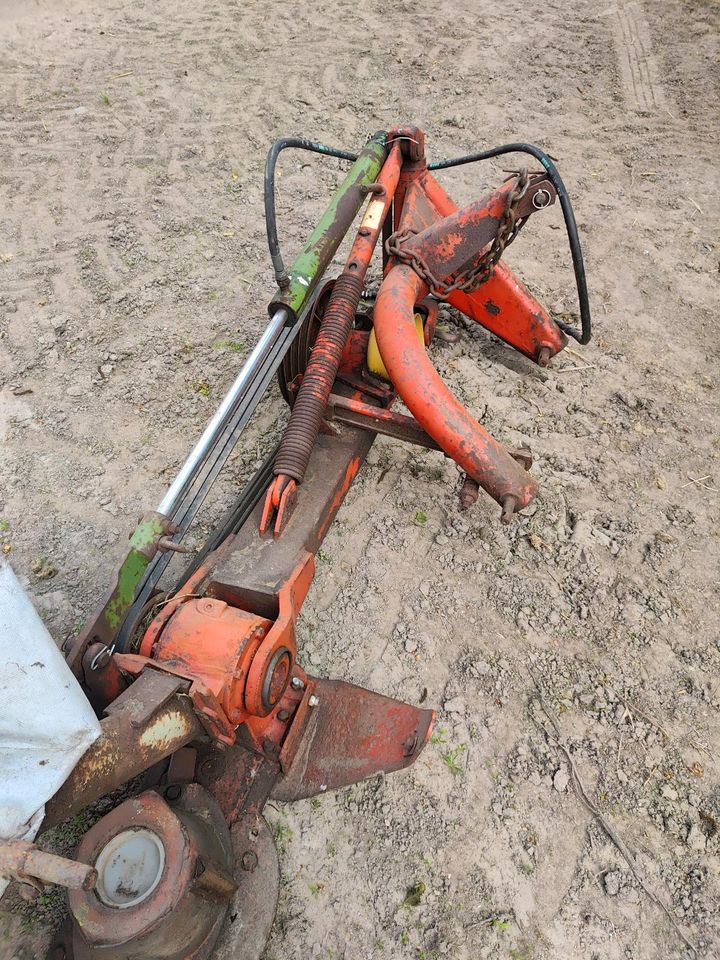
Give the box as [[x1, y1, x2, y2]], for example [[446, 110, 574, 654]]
[[273, 271, 364, 482]]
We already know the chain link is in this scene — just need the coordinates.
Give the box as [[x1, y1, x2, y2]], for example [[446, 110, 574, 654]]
[[385, 168, 530, 299]]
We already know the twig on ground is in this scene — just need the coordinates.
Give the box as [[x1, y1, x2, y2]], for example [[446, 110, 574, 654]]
[[557, 363, 597, 374], [526, 667, 698, 957], [566, 347, 586, 362], [616, 693, 670, 741], [681, 475, 716, 493]]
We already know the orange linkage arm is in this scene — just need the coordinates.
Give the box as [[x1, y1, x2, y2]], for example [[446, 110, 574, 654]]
[[373, 263, 538, 521]]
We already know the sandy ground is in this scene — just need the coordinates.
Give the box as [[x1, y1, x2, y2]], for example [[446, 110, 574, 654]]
[[1, 0, 719, 958]]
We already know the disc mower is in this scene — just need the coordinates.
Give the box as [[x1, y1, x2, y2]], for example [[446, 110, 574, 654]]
[[0, 124, 590, 959]]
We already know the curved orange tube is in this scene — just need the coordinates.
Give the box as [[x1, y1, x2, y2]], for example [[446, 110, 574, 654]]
[[373, 264, 538, 517]]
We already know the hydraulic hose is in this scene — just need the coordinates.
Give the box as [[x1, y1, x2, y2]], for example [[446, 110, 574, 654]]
[[429, 143, 591, 344]]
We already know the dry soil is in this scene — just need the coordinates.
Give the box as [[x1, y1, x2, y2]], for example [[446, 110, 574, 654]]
[[0, 1, 718, 959]]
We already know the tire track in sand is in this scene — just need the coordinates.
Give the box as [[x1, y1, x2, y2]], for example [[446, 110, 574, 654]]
[[613, 1, 669, 113]]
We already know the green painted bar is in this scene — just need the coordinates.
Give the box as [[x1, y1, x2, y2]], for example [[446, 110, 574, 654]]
[[269, 131, 387, 320]]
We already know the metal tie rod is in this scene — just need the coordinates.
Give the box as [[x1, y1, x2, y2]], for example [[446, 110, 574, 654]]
[[156, 308, 289, 520]]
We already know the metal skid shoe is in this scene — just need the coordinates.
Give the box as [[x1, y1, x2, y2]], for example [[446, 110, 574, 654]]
[[43, 124, 590, 959]]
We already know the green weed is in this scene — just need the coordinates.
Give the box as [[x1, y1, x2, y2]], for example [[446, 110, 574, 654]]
[[442, 744, 466, 776]]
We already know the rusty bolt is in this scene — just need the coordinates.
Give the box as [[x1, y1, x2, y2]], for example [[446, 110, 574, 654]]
[[157, 536, 193, 554], [500, 495, 518, 525], [262, 738, 276, 754], [458, 475, 479, 512], [290, 677, 304, 691], [277, 709, 290, 721], [240, 850, 258, 873], [308, 695, 320, 708], [403, 733, 419, 757], [358, 226, 371, 237], [537, 346, 551, 367], [165, 784, 182, 801], [199, 755, 225, 779]]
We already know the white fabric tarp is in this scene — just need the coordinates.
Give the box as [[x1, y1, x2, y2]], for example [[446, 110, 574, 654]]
[[0, 561, 101, 896]]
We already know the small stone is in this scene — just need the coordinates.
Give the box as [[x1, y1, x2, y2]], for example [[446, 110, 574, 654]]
[[404, 638, 418, 653], [553, 767, 569, 792], [66, 384, 85, 397], [687, 824, 706, 852], [604, 870, 622, 896], [50, 314, 68, 333], [443, 695, 465, 714], [661, 786, 678, 802], [100, 363, 113, 376]]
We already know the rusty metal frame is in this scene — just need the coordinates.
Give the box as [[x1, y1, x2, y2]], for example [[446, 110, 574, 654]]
[[47, 122, 592, 960]]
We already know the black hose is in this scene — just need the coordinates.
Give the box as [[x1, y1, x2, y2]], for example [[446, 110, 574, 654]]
[[173, 440, 280, 589], [429, 143, 591, 344], [264, 138, 359, 290]]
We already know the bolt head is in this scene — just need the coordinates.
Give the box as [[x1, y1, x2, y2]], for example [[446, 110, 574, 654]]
[[290, 676, 304, 690], [241, 850, 258, 872], [319, 784, 327, 792], [308, 694, 320, 708], [532, 187, 552, 209]]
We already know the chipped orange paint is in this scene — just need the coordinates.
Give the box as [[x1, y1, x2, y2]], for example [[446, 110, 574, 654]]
[[422, 172, 566, 362], [316, 455, 363, 544], [373, 264, 538, 515], [129, 552, 315, 749]]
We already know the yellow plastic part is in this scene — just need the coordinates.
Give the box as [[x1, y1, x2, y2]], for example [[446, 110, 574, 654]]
[[367, 313, 425, 381]]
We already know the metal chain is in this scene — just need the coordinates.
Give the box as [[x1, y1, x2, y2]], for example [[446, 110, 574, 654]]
[[385, 168, 530, 299]]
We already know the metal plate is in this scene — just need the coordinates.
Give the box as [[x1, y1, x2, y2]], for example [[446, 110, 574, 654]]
[[211, 815, 279, 960], [208, 425, 374, 621], [272, 677, 435, 802]]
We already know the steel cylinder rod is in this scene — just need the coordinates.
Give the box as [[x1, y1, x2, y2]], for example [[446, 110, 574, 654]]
[[157, 134, 390, 523], [157, 307, 290, 519]]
